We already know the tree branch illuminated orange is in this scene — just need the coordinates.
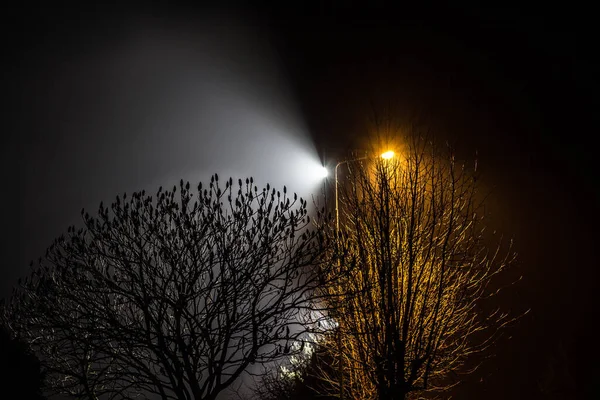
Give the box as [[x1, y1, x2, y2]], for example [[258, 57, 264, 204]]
[[317, 131, 522, 400]]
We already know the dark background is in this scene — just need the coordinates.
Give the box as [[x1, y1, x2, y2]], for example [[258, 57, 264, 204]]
[[2, 3, 598, 399]]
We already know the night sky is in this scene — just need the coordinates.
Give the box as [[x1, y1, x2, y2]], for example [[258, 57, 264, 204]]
[[2, 3, 598, 399]]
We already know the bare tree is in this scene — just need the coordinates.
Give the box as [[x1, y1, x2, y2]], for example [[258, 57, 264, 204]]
[[3, 175, 331, 400], [317, 128, 521, 400]]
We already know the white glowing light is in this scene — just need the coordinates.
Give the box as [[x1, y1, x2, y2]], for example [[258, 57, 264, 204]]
[[317, 166, 329, 178], [308, 165, 328, 180], [301, 161, 329, 182]]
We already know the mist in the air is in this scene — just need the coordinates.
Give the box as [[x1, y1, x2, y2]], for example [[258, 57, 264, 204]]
[[8, 9, 325, 298]]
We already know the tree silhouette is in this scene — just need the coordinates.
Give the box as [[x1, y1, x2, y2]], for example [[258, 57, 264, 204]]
[[0, 325, 46, 400], [317, 129, 521, 400], [3, 175, 332, 400]]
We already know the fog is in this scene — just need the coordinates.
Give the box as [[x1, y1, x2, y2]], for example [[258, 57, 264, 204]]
[[7, 10, 325, 298]]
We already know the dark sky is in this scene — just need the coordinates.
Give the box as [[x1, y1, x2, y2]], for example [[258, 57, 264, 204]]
[[2, 3, 598, 399]]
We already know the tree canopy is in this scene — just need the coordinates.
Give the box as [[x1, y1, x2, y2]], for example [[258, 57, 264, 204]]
[[3, 175, 331, 400], [315, 131, 520, 400]]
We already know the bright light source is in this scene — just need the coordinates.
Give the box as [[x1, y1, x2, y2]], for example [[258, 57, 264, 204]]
[[381, 150, 395, 159], [287, 155, 329, 196], [317, 166, 329, 178], [303, 162, 328, 181]]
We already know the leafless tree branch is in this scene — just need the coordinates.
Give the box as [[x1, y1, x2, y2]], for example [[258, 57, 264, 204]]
[[3, 175, 334, 400]]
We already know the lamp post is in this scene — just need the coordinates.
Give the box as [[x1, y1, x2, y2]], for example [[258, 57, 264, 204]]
[[332, 150, 395, 400], [333, 156, 365, 400], [335, 150, 395, 231]]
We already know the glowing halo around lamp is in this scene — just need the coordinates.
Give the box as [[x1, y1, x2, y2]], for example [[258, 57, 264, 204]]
[[290, 155, 329, 194], [380, 150, 395, 159], [317, 166, 329, 178], [305, 164, 328, 180]]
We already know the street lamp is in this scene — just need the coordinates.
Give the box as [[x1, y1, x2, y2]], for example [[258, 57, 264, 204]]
[[380, 150, 395, 160], [332, 150, 395, 400]]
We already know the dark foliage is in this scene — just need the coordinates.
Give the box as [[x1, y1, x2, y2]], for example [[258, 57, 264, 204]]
[[3, 176, 332, 400], [0, 325, 46, 400]]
